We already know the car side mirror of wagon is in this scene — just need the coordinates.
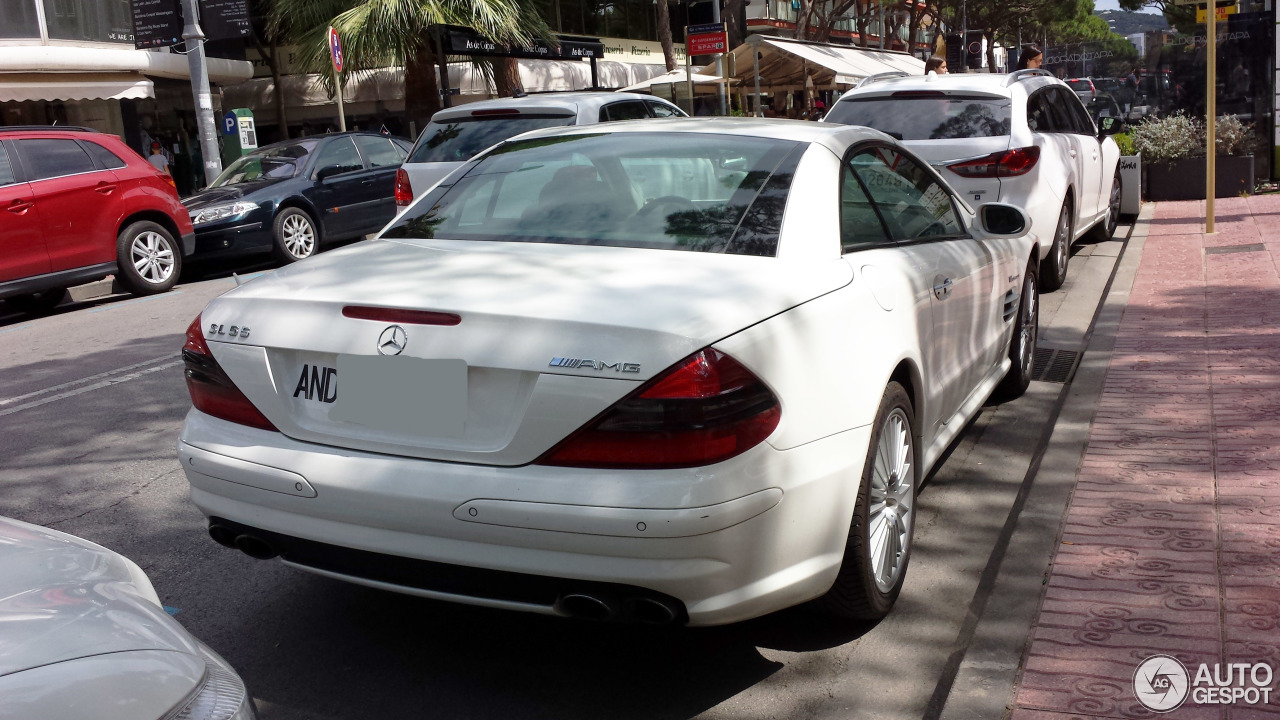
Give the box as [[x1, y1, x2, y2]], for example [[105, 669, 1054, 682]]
[[978, 203, 1029, 238]]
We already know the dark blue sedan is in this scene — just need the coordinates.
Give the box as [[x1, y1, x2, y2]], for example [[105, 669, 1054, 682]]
[[183, 132, 412, 263]]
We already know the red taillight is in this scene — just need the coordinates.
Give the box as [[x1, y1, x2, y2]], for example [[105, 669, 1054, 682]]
[[161, 174, 176, 189], [947, 146, 1040, 179], [471, 108, 520, 116], [395, 168, 414, 206], [536, 349, 781, 469], [183, 315, 277, 431], [342, 306, 460, 325]]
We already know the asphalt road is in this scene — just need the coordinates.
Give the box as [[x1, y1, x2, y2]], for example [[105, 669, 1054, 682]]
[[0, 229, 1129, 720]]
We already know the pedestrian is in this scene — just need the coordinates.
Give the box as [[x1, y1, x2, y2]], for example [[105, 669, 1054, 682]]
[[146, 141, 170, 175], [925, 56, 947, 75], [1122, 67, 1139, 113], [1015, 44, 1043, 71]]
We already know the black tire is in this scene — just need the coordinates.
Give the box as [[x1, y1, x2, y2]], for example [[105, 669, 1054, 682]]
[[6, 288, 66, 315], [116, 221, 181, 296], [1094, 171, 1122, 241], [818, 381, 918, 620], [272, 207, 318, 263], [995, 264, 1038, 400], [1040, 200, 1072, 293]]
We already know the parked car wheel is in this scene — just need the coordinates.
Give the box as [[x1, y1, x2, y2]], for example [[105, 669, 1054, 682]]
[[1041, 200, 1072, 292], [818, 382, 917, 620], [116, 221, 181, 295], [1096, 172, 1122, 240], [273, 208, 318, 263], [995, 265, 1038, 400], [5, 288, 67, 315]]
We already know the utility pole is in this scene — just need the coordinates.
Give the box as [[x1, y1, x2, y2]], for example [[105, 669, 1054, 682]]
[[711, 0, 727, 115], [1206, 1, 1217, 233], [180, 0, 222, 186], [879, 1, 885, 50]]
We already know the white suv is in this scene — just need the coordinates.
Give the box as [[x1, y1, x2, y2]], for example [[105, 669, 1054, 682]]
[[395, 92, 686, 213], [824, 69, 1122, 291]]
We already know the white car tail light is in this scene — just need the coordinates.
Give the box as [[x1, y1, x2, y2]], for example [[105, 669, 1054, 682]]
[[183, 315, 277, 431], [536, 348, 780, 469], [394, 168, 414, 207], [947, 147, 1041, 179]]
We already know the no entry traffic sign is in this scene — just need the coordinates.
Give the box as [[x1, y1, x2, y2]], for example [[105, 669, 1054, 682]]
[[328, 26, 344, 73]]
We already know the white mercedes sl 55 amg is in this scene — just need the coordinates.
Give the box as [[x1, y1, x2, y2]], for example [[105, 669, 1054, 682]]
[[177, 119, 1040, 626]]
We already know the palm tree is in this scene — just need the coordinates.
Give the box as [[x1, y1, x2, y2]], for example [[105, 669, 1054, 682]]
[[269, 0, 549, 131]]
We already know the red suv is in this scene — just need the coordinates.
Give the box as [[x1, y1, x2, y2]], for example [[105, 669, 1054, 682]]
[[0, 126, 194, 313]]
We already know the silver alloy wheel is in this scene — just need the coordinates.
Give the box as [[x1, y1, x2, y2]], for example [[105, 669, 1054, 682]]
[[1054, 208, 1070, 275], [1019, 273, 1038, 377], [282, 214, 315, 258], [868, 408, 914, 593], [129, 231, 175, 285]]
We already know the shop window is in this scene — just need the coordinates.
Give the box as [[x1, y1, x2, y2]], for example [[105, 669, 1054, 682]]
[[44, 0, 134, 43], [0, 0, 40, 38]]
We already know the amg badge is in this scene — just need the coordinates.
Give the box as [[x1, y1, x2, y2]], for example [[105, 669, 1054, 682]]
[[549, 357, 641, 373]]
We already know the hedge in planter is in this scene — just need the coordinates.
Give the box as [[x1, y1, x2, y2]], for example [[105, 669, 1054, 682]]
[[1132, 113, 1256, 201]]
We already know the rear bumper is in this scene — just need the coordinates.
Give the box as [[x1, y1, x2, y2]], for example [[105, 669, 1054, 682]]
[[178, 409, 872, 626]]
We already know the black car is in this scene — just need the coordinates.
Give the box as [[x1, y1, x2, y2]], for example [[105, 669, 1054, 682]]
[[183, 132, 412, 263]]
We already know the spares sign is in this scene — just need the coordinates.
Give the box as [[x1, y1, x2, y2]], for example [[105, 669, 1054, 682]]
[[687, 23, 728, 56]]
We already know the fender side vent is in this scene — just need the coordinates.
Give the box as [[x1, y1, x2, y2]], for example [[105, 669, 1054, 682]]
[[1032, 347, 1080, 384]]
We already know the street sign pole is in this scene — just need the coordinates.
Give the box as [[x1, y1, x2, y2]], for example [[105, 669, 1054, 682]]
[[686, 25, 695, 116], [328, 27, 347, 132], [711, 0, 726, 116], [180, 0, 223, 186], [1206, 2, 1216, 233]]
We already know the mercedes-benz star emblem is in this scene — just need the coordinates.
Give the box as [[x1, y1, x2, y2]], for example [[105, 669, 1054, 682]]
[[377, 325, 407, 356]]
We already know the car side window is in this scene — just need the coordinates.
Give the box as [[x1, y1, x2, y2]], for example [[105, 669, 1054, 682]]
[[1043, 89, 1077, 134], [646, 100, 681, 118], [1057, 88, 1096, 135], [848, 147, 964, 241], [354, 136, 402, 168], [0, 145, 16, 186], [79, 140, 128, 170], [839, 159, 890, 251], [312, 137, 363, 178], [14, 138, 97, 180], [600, 101, 649, 122], [1026, 90, 1055, 133]]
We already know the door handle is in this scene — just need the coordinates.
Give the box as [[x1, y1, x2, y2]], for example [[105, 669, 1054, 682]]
[[361, 179, 376, 185], [932, 276, 953, 300], [1069, 149, 1078, 158], [7, 200, 33, 214], [95, 182, 117, 194]]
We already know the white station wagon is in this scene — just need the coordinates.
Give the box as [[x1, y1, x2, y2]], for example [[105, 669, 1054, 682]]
[[179, 119, 1039, 626]]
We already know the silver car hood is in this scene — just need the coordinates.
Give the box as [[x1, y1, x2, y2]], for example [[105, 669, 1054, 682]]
[[0, 517, 199, 678]]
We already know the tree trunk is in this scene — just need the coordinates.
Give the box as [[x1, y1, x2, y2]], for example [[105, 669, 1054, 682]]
[[656, 0, 677, 71], [268, 42, 288, 140], [494, 57, 523, 96], [404, 38, 442, 133], [984, 30, 997, 72], [723, 0, 745, 48]]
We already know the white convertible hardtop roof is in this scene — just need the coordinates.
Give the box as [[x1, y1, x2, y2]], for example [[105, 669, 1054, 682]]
[[431, 91, 666, 121], [511, 116, 891, 153]]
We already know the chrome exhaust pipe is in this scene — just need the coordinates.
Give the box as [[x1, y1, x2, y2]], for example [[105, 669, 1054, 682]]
[[628, 597, 678, 625], [233, 534, 278, 560], [556, 593, 619, 621], [208, 524, 238, 548]]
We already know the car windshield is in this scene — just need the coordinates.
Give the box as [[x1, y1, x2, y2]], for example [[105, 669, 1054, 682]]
[[825, 95, 1012, 140], [407, 115, 577, 164], [385, 132, 801, 257], [211, 141, 316, 187]]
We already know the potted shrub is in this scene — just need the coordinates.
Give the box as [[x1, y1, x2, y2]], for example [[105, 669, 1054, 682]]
[[1113, 131, 1141, 216], [1133, 113, 1255, 201]]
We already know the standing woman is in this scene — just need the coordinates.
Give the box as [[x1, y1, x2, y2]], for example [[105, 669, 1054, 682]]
[[1016, 44, 1043, 71], [925, 56, 948, 75]]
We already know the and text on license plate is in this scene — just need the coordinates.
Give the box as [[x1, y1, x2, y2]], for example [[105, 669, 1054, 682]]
[[292, 356, 467, 437]]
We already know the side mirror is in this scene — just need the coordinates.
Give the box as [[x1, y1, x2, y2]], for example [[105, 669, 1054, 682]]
[[978, 203, 1029, 238], [1097, 116, 1121, 137]]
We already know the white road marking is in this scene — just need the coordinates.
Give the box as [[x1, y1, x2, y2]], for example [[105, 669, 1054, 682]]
[[0, 356, 182, 416]]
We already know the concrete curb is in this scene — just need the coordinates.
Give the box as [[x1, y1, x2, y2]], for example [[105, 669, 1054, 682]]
[[937, 204, 1155, 720], [66, 277, 123, 303]]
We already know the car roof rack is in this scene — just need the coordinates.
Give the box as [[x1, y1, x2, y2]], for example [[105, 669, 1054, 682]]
[[854, 71, 910, 89], [0, 125, 99, 133], [1003, 69, 1053, 87]]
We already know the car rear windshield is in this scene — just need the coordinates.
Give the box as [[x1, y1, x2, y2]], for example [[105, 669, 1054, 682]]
[[211, 140, 317, 187], [407, 114, 576, 164], [384, 132, 802, 257], [825, 95, 1012, 140]]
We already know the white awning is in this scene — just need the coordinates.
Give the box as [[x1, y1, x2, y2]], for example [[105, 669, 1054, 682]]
[[0, 72, 154, 102], [0, 45, 253, 85], [620, 68, 730, 92], [713, 35, 925, 90]]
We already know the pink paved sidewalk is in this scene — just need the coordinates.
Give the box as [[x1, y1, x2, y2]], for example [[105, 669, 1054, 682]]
[[1011, 197, 1280, 720]]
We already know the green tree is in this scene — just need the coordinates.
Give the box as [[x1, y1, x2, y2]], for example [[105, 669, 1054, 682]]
[[269, 0, 549, 131]]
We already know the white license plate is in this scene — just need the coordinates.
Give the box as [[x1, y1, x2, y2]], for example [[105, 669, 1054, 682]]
[[329, 355, 467, 437]]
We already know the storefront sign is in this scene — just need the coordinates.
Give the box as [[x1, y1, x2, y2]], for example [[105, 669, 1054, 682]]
[[131, 0, 182, 49], [687, 29, 729, 57], [200, 0, 251, 41], [439, 25, 604, 60], [1196, 4, 1238, 23]]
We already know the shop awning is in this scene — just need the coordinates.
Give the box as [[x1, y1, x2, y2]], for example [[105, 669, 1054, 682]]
[[620, 68, 730, 92], [713, 35, 925, 90], [0, 72, 154, 102]]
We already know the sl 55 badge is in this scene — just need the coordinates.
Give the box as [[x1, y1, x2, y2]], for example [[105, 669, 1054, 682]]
[[208, 323, 250, 339]]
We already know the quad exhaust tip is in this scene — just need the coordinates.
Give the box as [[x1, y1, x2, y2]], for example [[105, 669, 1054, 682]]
[[556, 592, 680, 624]]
